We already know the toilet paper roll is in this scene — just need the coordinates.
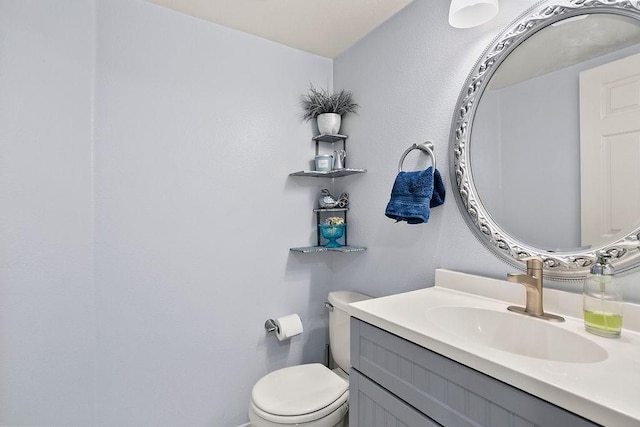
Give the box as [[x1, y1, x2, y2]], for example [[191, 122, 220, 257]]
[[275, 314, 303, 341]]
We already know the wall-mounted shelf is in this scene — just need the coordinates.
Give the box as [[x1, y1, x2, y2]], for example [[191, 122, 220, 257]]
[[289, 168, 367, 178], [313, 134, 348, 143], [289, 245, 367, 253], [289, 133, 366, 254]]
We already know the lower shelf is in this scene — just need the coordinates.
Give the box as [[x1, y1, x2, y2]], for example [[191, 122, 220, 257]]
[[290, 245, 367, 253]]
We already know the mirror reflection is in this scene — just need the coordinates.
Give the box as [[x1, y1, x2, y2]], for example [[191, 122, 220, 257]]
[[471, 13, 640, 253]]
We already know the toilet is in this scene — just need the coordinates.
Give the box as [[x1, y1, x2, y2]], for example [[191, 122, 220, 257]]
[[248, 291, 371, 427]]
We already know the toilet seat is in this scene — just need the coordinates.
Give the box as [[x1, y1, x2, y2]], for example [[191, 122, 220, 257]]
[[250, 363, 349, 425]]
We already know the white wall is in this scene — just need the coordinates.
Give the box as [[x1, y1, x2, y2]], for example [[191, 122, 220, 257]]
[[92, 1, 333, 426], [1, 0, 333, 425], [0, 1, 95, 425], [332, 0, 640, 302]]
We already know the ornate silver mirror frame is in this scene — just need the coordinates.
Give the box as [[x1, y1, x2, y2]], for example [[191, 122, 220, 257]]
[[450, 0, 640, 280]]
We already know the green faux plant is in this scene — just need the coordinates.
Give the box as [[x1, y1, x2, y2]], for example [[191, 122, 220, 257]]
[[300, 84, 359, 121]]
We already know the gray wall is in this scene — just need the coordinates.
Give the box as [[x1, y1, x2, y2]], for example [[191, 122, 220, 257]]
[[332, 0, 535, 297], [474, 64, 581, 250], [332, 0, 640, 301], [93, 2, 333, 426], [2, 0, 333, 426], [0, 1, 95, 424]]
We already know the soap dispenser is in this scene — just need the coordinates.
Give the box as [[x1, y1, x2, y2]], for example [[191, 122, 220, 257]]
[[583, 253, 622, 338]]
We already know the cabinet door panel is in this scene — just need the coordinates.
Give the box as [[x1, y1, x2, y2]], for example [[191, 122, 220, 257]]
[[350, 369, 440, 427]]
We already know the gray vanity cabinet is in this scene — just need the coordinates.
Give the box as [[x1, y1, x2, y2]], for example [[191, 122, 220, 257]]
[[349, 318, 600, 427]]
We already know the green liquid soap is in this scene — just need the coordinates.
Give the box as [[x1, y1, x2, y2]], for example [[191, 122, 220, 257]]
[[583, 310, 622, 337], [583, 254, 622, 338]]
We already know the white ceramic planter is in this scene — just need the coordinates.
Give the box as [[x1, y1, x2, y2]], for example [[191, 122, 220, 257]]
[[316, 113, 341, 135]]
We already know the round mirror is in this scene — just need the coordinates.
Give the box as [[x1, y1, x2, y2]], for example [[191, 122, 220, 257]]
[[451, 1, 640, 279]]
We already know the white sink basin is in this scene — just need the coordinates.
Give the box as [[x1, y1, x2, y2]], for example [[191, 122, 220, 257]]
[[427, 306, 608, 363]]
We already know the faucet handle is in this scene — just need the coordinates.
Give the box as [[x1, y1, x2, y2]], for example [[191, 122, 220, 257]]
[[522, 256, 543, 270]]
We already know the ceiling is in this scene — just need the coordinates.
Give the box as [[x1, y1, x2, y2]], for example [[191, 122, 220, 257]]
[[145, 0, 415, 58]]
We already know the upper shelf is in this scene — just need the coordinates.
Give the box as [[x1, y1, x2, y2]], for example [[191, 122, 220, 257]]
[[313, 134, 347, 143], [289, 168, 367, 178], [290, 133, 365, 176]]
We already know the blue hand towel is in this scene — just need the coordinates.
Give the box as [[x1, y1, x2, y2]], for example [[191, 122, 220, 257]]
[[430, 168, 446, 208], [385, 167, 445, 224]]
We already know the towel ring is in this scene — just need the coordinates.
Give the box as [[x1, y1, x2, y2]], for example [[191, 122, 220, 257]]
[[398, 142, 436, 173]]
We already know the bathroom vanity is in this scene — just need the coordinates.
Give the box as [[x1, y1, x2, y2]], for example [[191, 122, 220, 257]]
[[347, 270, 640, 427]]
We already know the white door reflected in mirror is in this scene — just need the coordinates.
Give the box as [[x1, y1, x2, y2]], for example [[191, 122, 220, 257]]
[[580, 52, 640, 248]]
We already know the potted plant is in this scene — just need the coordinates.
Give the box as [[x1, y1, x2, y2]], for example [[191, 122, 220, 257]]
[[301, 84, 359, 135]]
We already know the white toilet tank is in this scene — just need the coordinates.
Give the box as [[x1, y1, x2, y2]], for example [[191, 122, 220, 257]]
[[327, 291, 371, 373]]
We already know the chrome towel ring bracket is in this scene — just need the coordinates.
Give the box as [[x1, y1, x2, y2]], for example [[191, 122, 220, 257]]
[[398, 141, 436, 173]]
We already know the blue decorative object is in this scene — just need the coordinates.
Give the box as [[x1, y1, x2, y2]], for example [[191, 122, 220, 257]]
[[319, 224, 345, 248]]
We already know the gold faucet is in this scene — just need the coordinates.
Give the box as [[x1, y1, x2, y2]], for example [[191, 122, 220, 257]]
[[507, 257, 564, 322]]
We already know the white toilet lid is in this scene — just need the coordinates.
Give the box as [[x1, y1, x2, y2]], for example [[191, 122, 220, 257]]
[[251, 363, 348, 417]]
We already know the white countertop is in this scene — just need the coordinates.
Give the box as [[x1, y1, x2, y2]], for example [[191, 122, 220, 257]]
[[348, 269, 640, 427]]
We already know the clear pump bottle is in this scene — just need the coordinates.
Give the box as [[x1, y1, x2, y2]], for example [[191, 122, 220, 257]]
[[583, 253, 622, 338]]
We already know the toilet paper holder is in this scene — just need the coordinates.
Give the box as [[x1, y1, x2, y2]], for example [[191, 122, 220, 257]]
[[264, 319, 279, 334], [266, 304, 332, 333], [264, 314, 304, 341]]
